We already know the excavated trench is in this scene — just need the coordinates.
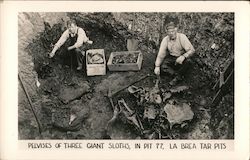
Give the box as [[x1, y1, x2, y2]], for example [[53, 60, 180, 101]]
[[19, 12, 234, 139]]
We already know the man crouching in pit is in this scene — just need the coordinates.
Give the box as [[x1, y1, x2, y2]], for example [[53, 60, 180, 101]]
[[154, 17, 195, 86], [49, 19, 93, 71]]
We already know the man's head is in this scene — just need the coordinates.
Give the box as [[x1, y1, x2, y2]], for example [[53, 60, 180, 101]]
[[164, 16, 178, 40], [165, 21, 177, 40], [67, 20, 78, 34]]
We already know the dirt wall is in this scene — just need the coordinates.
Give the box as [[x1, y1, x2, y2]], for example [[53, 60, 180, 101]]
[[18, 12, 69, 139]]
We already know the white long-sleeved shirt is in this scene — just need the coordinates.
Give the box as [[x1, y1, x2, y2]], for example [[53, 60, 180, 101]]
[[155, 33, 195, 67], [55, 27, 89, 49]]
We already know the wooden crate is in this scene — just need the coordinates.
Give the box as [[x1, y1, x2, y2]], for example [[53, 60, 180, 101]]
[[107, 51, 143, 71], [86, 49, 106, 76]]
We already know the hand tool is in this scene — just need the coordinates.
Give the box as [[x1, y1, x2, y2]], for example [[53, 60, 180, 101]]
[[18, 73, 42, 134]]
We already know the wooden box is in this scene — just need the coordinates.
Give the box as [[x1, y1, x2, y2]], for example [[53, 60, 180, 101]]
[[107, 51, 143, 71], [86, 49, 106, 76]]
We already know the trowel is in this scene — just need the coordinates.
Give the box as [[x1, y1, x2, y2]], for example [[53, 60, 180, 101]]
[[155, 75, 161, 89], [150, 75, 162, 104]]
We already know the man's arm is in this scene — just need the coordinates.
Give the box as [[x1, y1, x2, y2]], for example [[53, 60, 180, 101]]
[[155, 37, 168, 67], [50, 30, 69, 56], [180, 34, 195, 58]]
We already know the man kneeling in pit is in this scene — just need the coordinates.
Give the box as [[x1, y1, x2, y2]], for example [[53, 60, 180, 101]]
[[49, 19, 93, 71], [154, 17, 195, 85]]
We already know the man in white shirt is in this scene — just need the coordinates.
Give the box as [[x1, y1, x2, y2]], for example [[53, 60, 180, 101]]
[[154, 20, 195, 85], [49, 20, 93, 70]]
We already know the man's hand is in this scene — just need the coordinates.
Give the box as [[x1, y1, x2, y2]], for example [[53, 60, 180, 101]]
[[87, 40, 93, 44], [49, 52, 55, 58], [154, 66, 160, 75], [176, 55, 185, 64], [67, 46, 75, 51]]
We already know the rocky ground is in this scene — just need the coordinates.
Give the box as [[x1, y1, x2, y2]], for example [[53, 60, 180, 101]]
[[18, 12, 234, 140]]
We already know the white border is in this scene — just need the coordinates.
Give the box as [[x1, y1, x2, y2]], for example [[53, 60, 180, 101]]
[[1, 1, 249, 160]]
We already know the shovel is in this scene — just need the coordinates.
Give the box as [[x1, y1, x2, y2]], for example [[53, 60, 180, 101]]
[[127, 37, 139, 51], [127, 13, 139, 51]]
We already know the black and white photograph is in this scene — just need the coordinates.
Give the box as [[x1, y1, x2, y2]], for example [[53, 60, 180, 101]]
[[1, 1, 250, 160], [18, 12, 234, 140]]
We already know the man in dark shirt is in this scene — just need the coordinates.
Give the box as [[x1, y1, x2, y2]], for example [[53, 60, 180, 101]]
[[49, 20, 93, 70]]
